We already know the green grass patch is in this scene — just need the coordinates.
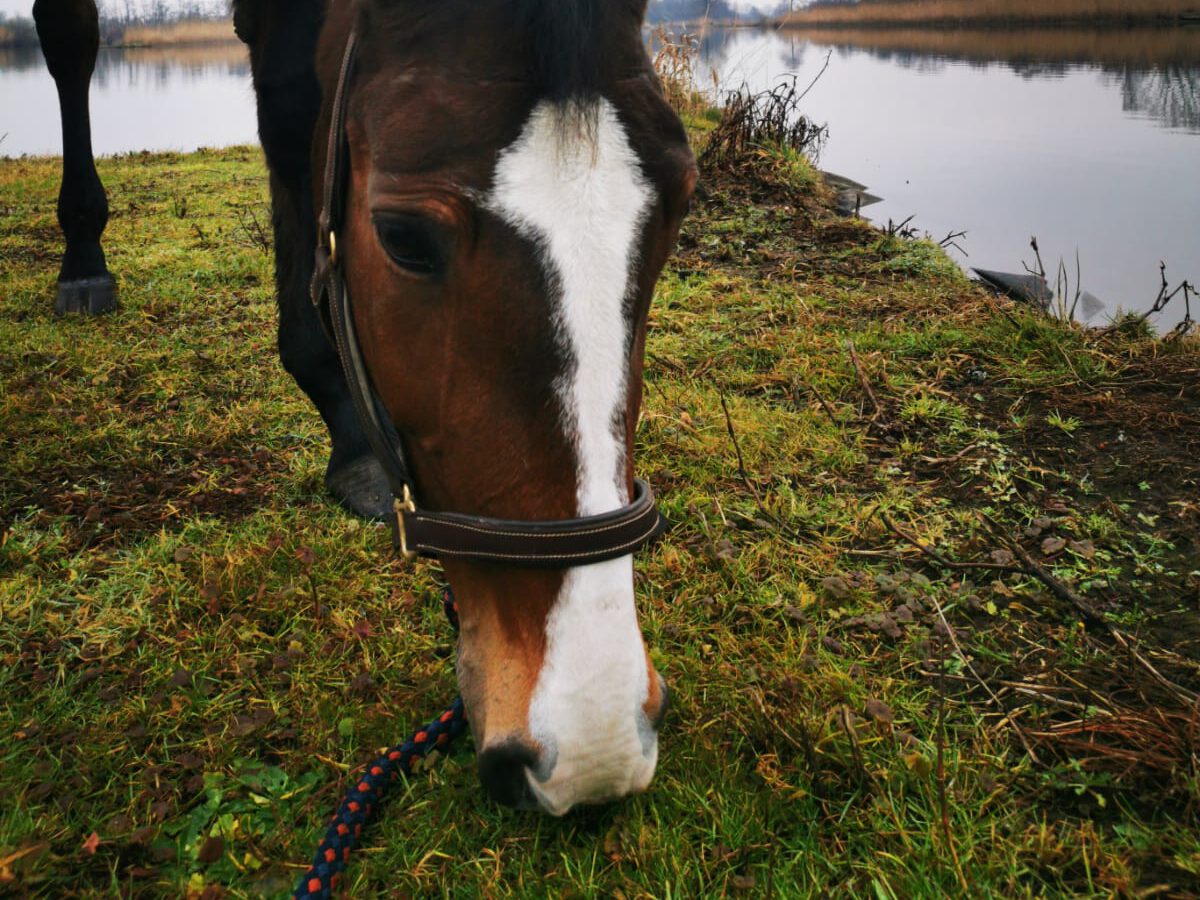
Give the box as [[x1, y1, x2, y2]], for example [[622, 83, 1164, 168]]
[[3, 144, 1199, 897]]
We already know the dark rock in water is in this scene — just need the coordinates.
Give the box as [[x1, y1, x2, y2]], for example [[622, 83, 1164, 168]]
[[972, 268, 1054, 306], [822, 170, 868, 192], [824, 171, 883, 217]]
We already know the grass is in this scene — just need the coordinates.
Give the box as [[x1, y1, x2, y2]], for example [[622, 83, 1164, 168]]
[[2, 126, 1200, 896], [780, 0, 1200, 27]]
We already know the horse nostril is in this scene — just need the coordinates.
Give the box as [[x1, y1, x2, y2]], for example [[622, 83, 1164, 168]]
[[651, 678, 671, 731], [477, 740, 540, 809]]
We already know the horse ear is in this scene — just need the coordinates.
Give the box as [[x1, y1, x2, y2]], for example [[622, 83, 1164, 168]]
[[231, 0, 258, 45]]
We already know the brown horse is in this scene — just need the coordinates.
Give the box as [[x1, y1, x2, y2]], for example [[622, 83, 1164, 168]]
[[33, 0, 695, 815]]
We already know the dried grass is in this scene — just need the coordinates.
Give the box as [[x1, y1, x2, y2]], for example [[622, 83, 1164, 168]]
[[649, 27, 718, 120], [699, 79, 828, 176], [1031, 706, 1200, 783], [121, 19, 238, 47]]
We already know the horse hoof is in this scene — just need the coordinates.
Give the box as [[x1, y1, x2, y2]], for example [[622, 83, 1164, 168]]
[[55, 275, 118, 316], [326, 455, 393, 521]]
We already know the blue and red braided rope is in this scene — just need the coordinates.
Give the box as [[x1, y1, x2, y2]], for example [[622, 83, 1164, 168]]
[[294, 591, 467, 900]]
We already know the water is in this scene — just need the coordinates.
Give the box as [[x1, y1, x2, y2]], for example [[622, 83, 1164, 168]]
[[2, 31, 1197, 327], [692, 25, 1200, 328], [0, 44, 256, 156]]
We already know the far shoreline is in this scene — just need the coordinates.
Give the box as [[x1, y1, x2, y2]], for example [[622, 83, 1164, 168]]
[[773, 16, 1200, 30], [773, 1, 1200, 31]]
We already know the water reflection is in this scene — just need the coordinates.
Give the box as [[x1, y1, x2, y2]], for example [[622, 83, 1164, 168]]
[[0, 43, 256, 157], [0, 43, 249, 78], [1116, 66, 1200, 130], [93, 44, 250, 90], [0, 47, 45, 73], [695, 26, 1200, 131]]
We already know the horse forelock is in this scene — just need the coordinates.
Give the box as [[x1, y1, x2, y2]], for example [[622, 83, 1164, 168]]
[[354, 0, 646, 104]]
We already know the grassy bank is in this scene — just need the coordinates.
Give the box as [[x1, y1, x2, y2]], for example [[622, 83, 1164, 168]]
[[780, 0, 1200, 28], [2, 120, 1199, 897]]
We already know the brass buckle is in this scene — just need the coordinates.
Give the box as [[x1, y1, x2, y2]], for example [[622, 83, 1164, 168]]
[[329, 230, 339, 268], [395, 485, 418, 561]]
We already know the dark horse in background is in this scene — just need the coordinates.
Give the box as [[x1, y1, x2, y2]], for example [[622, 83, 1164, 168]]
[[35, 0, 394, 519], [31, 0, 697, 815]]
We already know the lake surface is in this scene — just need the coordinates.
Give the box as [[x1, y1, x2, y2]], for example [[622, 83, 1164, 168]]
[[693, 25, 1200, 329], [0, 44, 256, 156], [2, 29, 1198, 328]]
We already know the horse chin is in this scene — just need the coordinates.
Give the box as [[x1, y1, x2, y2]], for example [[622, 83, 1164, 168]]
[[524, 738, 659, 817]]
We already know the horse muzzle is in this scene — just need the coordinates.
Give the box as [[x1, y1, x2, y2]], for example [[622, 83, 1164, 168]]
[[476, 677, 669, 816]]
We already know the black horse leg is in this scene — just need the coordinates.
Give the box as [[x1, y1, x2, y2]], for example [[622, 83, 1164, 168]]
[[271, 168, 391, 520], [236, 0, 390, 519], [32, 0, 117, 315]]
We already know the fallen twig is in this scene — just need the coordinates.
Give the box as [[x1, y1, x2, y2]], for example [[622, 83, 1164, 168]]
[[1099, 262, 1196, 335], [880, 512, 1018, 573], [845, 340, 882, 419], [923, 583, 1041, 762], [933, 629, 971, 892], [792, 377, 839, 425], [717, 390, 813, 545], [918, 443, 981, 466], [885, 215, 917, 239], [938, 229, 969, 257]]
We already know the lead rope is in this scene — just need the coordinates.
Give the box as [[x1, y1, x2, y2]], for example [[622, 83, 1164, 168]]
[[293, 591, 468, 900]]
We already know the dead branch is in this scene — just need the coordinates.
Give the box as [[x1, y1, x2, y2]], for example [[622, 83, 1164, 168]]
[[879, 512, 1017, 572], [228, 201, 272, 255], [845, 340, 882, 419], [918, 443, 981, 466], [933, 629, 970, 892], [717, 390, 813, 545], [792, 377, 839, 425], [924, 584, 1041, 762], [1099, 262, 1196, 335], [885, 215, 917, 240], [938, 229, 969, 257]]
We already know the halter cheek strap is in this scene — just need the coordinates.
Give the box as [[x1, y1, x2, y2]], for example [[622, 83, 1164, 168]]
[[310, 31, 666, 568]]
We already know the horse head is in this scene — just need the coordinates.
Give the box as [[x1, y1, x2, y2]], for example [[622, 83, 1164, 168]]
[[313, 0, 696, 815]]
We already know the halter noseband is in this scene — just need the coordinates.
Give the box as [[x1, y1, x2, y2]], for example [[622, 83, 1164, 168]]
[[310, 31, 665, 568]]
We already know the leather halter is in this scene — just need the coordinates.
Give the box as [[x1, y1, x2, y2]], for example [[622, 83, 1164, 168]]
[[310, 31, 666, 567]]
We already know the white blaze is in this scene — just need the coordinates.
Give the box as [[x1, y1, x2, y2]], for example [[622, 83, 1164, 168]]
[[487, 99, 657, 814]]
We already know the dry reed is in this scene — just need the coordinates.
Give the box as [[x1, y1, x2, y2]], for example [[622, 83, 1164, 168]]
[[781, 0, 1199, 27], [650, 27, 721, 119], [700, 79, 828, 176]]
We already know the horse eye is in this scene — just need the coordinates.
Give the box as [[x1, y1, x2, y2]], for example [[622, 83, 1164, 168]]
[[373, 214, 448, 277]]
